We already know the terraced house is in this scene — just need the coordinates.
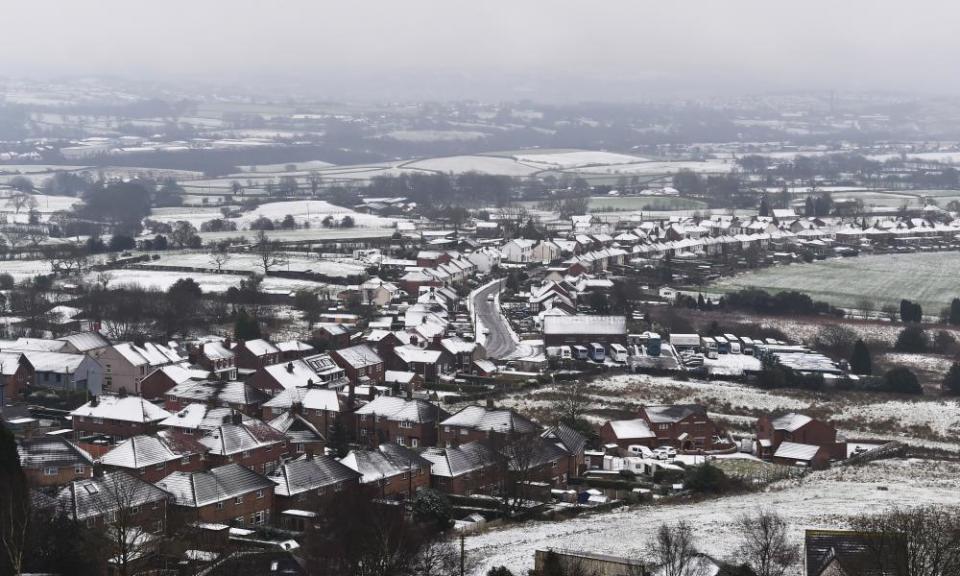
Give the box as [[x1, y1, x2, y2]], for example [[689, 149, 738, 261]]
[[156, 463, 276, 528], [71, 395, 172, 442], [17, 436, 94, 487], [268, 454, 362, 521], [199, 413, 289, 474], [353, 395, 448, 448], [91, 341, 185, 397], [100, 430, 207, 482]]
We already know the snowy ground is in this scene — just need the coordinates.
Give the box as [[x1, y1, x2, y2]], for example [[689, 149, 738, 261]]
[[514, 151, 649, 168], [403, 155, 542, 176], [144, 251, 367, 279], [465, 458, 960, 575], [0, 259, 55, 281], [148, 200, 397, 230], [86, 268, 340, 295], [569, 159, 734, 175]]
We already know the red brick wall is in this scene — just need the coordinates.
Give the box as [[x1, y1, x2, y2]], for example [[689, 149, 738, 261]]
[[73, 417, 158, 441], [24, 463, 92, 488], [205, 443, 289, 475], [104, 454, 207, 484], [274, 478, 360, 515], [171, 488, 275, 528]]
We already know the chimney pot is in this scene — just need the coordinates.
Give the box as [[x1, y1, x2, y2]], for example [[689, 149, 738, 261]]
[[286, 362, 294, 373]]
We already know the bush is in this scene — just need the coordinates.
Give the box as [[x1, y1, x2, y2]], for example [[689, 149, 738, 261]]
[[684, 462, 731, 494], [849, 339, 872, 375], [0, 273, 13, 290], [943, 362, 960, 395], [894, 325, 928, 353], [882, 367, 922, 395], [813, 325, 857, 357], [487, 568, 514, 576]]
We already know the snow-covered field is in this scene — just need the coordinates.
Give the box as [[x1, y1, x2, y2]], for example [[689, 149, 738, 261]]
[[149, 200, 396, 230], [0, 259, 54, 281], [386, 130, 489, 142], [570, 159, 734, 175], [404, 155, 542, 176], [145, 251, 367, 279], [85, 269, 338, 295], [514, 151, 649, 168], [465, 458, 960, 575], [237, 160, 336, 173]]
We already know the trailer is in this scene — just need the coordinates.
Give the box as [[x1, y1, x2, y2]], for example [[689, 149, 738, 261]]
[[609, 343, 628, 363]]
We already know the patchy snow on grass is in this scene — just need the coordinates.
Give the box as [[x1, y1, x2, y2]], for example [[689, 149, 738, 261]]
[[465, 458, 960, 575], [570, 159, 734, 175], [86, 269, 336, 294], [146, 251, 367, 279], [0, 259, 54, 281], [878, 352, 955, 374], [386, 130, 489, 142], [234, 200, 396, 229]]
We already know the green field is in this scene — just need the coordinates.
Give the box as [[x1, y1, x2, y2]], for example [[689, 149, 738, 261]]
[[709, 252, 960, 312]]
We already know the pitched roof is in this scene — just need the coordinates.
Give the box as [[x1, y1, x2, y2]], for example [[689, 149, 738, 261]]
[[441, 406, 538, 434], [354, 396, 447, 424], [340, 443, 432, 484], [101, 430, 205, 470], [165, 379, 268, 407], [159, 404, 249, 431], [276, 340, 315, 354], [773, 441, 822, 462], [150, 364, 211, 386], [240, 339, 280, 357], [542, 423, 587, 455], [421, 441, 496, 477], [266, 412, 324, 444], [333, 344, 382, 369], [57, 331, 110, 352], [643, 404, 706, 424], [112, 342, 183, 367], [771, 413, 813, 432], [71, 395, 171, 423], [156, 463, 274, 507], [393, 345, 443, 365], [607, 418, 656, 440], [268, 455, 360, 496], [18, 436, 93, 469], [58, 471, 168, 520], [199, 419, 286, 456], [440, 337, 476, 355], [804, 529, 898, 576], [261, 387, 341, 412], [22, 351, 86, 373]]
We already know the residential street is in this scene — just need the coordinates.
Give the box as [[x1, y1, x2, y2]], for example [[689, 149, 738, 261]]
[[473, 279, 516, 359]]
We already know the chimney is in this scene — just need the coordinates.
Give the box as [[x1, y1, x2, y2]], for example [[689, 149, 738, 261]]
[[92, 462, 104, 478], [485, 397, 495, 410], [405, 383, 413, 400], [231, 411, 243, 425], [89, 395, 99, 407], [306, 378, 314, 388], [291, 401, 302, 415], [367, 386, 376, 401], [285, 362, 294, 373]]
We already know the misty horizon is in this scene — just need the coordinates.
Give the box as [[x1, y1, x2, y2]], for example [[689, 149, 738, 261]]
[[2, 0, 958, 102]]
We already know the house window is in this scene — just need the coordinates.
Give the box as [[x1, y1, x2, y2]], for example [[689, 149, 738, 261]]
[[234, 496, 243, 505], [155, 463, 165, 471], [399, 421, 413, 429], [130, 506, 140, 515], [296, 443, 305, 453], [256, 489, 264, 499], [397, 437, 405, 446], [93, 417, 103, 425], [74, 465, 85, 475], [86, 516, 96, 528], [316, 488, 326, 496], [460, 429, 468, 435], [658, 424, 669, 431], [44, 467, 58, 476], [153, 520, 163, 534], [234, 516, 244, 526], [334, 482, 343, 492], [250, 511, 265, 526], [181, 456, 190, 465], [411, 438, 419, 448], [216, 501, 224, 510], [242, 450, 251, 458]]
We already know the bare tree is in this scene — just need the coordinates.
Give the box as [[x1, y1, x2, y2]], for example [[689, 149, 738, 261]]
[[850, 506, 960, 576], [9, 192, 37, 214], [89, 472, 167, 576], [408, 539, 468, 576], [648, 522, 708, 576], [252, 229, 288, 274], [554, 381, 591, 425], [43, 243, 89, 276], [734, 510, 799, 576], [209, 245, 232, 273]]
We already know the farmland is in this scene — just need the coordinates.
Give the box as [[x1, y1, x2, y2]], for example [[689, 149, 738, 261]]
[[709, 252, 960, 312]]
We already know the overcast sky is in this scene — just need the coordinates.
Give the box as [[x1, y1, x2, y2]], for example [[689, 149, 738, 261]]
[[2, 1, 957, 101]]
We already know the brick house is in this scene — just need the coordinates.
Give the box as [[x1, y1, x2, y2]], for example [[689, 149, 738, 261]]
[[770, 441, 832, 470], [599, 418, 657, 453], [233, 339, 281, 370], [639, 404, 718, 451], [57, 470, 169, 536], [158, 404, 247, 436], [260, 387, 343, 437], [340, 443, 432, 499], [199, 414, 290, 475], [191, 340, 237, 381], [391, 345, 446, 385], [90, 342, 185, 396], [100, 430, 208, 483], [70, 395, 172, 442], [541, 423, 588, 479], [156, 463, 276, 528], [542, 315, 628, 348], [17, 436, 94, 488], [755, 413, 846, 461], [439, 405, 540, 447], [248, 355, 346, 397], [267, 410, 326, 456], [364, 330, 404, 364], [353, 395, 448, 448], [277, 340, 316, 362], [440, 337, 482, 373], [141, 364, 212, 402], [0, 351, 31, 404], [421, 441, 501, 496], [268, 454, 362, 518], [313, 325, 352, 351], [330, 344, 385, 386], [163, 379, 268, 416]]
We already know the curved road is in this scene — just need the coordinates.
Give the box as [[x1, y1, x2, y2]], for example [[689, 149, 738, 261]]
[[473, 280, 517, 359]]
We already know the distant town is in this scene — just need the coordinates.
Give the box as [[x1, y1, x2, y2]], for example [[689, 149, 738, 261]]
[[3, 78, 960, 576]]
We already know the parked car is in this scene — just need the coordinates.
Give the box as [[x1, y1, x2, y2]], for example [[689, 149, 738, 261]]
[[652, 446, 677, 460]]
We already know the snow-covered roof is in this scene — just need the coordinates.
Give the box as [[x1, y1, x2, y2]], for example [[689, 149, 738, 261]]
[[57, 331, 110, 352], [156, 464, 275, 508], [773, 441, 821, 462], [339, 444, 431, 484], [241, 338, 280, 357], [441, 406, 538, 434], [543, 315, 626, 336], [333, 344, 382, 369], [261, 387, 341, 413], [771, 413, 813, 432], [159, 404, 247, 431], [440, 337, 476, 355], [607, 418, 655, 440], [276, 340, 314, 354], [58, 471, 168, 520], [112, 342, 183, 367], [165, 379, 267, 407], [71, 395, 171, 423], [18, 436, 93, 469], [199, 419, 286, 456], [268, 455, 360, 496], [355, 396, 446, 424], [23, 351, 86, 373], [101, 430, 204, 469], [393, 345, 443, 365], [421, 442, 496, 477]]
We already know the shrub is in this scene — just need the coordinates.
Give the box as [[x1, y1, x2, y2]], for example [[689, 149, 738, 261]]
[[882, 367, 922, 395], [943, 362, 960, 395], [849, 339, 872, 375], [684, 462, 731, 494], [894, 325, 928, 353]]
